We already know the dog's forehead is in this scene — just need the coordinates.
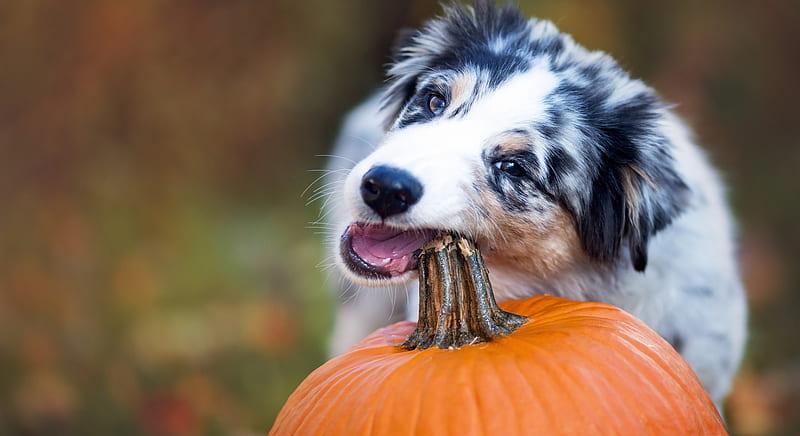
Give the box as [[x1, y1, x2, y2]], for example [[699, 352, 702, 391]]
[[420, 28, 545, 89], [454, 63, 558, 128], [429, 46, 532, 88]]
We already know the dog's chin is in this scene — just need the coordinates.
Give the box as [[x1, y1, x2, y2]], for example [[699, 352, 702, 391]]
[[338, 222, 438, 287], [339, 268, 418, 288]]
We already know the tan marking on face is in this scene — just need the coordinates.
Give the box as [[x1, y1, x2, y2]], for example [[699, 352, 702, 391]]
[[494, 132, 531, 154], [447, 71, 478, 112], [470, 176, 585, 288]]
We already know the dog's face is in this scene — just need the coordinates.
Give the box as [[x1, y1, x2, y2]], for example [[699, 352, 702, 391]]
[[337, 1, 688, 290]]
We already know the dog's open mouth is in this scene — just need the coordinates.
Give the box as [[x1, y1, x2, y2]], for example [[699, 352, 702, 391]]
[[341, 223, 437, 279]]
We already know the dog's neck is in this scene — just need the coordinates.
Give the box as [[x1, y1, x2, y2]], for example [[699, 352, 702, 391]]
[[485, 256, 622, 303]]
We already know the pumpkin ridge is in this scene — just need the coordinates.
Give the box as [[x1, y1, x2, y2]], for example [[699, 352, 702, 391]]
[[293, 354, 389, 433], [465, 349, 489, 435], [612, 326, 719, 428], [503, 347, 554, 432]]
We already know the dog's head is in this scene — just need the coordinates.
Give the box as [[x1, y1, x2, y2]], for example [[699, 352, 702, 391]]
[[337, 1, 688, 288]]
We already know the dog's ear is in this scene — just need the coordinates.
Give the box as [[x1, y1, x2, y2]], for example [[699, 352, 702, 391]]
[[622, 163, 688, 271], [574, 97, 690, 272]]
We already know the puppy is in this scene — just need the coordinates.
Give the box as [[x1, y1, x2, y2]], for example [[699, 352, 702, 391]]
[[321, 0, 746, 405]]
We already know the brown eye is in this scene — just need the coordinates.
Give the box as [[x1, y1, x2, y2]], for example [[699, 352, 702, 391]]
[[427, 93, 447, 115]]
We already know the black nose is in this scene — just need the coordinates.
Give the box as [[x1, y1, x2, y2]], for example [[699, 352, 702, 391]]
[[360, 165, 423, 219]]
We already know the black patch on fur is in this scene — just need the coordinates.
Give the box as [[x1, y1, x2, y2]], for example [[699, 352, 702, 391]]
[[542, 145, 576, 188], [395, 82, 456, 129], [484, 146, 556, 212], [531, 35, 564, 56], [395, 109, 427, 129], [536, 106, 565, 141], [667, 334, 685, 354], [383, 74, 420, 128], [551, 82, 689, 271]]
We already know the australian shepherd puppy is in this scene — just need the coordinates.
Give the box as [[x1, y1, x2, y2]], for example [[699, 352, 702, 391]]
[[321, 0, 746, 405]]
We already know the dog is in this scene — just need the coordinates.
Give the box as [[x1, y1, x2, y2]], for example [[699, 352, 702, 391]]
[[319, 0, 746, 406]]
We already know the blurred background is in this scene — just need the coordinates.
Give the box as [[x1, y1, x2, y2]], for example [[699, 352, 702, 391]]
[[0, 0, 797, 434]]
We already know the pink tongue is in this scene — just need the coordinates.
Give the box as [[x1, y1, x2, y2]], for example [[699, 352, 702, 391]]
[[350, 224, 433, 275]]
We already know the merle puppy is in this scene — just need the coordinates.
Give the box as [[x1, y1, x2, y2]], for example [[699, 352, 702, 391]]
[[322, 1, 746, 405]]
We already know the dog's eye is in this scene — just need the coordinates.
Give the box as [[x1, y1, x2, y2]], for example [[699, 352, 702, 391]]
[[494, 160, 526, 178], [426, 93, 447, 115]]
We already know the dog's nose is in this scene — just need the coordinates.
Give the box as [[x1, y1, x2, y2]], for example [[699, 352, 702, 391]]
[[360, 165, 423, 219]]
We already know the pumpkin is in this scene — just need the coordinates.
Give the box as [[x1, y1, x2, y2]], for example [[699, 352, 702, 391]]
[[271, 234, 726, 435]]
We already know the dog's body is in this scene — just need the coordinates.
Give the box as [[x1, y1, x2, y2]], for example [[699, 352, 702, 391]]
[[322, 1, 746, 405]]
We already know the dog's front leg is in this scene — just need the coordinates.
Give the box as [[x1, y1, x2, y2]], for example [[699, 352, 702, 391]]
[[328, 283, 412, 356]]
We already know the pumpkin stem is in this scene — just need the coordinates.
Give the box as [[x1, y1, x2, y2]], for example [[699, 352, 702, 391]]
[[401, 233, 527, 350]]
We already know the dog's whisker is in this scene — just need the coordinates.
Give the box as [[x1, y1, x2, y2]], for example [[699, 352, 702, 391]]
[[316, 154, 358, 167]]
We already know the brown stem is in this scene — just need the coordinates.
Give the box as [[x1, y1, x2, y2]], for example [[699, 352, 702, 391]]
[[401, 233, 528, 350]]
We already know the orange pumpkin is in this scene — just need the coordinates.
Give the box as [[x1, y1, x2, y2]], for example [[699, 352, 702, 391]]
[[271, 235, 725, 435]]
